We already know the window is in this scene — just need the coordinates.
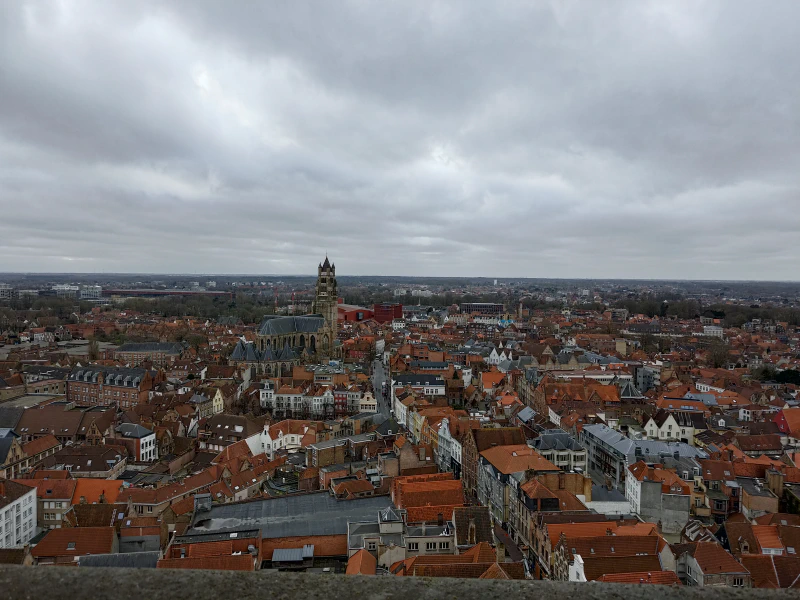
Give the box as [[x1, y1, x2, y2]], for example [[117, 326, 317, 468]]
[[408, 542, 418, 551], [733, 577, 744, 588], [439, 542, 450, 550], [426, 542, 436, 551], [367, 541, 377, 551]]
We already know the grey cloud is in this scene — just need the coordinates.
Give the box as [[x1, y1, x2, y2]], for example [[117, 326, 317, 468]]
[[1, 0, 800, 279]]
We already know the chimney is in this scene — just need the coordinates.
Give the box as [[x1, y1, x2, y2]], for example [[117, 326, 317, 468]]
[[468, 519, 477, 545], [496, 541, 505, 563], [99, 491, 106, 504], [606, 528, 613, 536], [437, 513, 443, 526], [79, 496, 87, 504]]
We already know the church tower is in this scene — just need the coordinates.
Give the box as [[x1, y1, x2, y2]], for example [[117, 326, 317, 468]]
[[312, 256, 338, 355]]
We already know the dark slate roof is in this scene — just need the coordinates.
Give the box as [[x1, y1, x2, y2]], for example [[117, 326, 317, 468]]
[[116, 342, 183, 354], [0, 428, 19, 465], [69, 366, 150, 387], [231, 339, 304, 363], [374, 418, 401, 436], [119, 536, 161, 553], [393, 374, 445, 386], [0, 407, 24, 430], [530, 430, 584, 452], [187, 493, 393, 539], [257, 315, 325, 336], [409, 361, 449, 369], [21, 365, 71, 380], [116, 423, 153, 439], [78, 551, 160, 568]]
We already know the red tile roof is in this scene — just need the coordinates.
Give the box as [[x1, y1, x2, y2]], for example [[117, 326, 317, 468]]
[[21, 434, 60, 457], [597, 571, 682, 585], [31, 527, 116, 559], [261, 535, 347, 560]]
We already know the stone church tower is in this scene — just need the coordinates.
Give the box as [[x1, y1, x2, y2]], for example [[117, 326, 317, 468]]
[[312, 256, 338, 355]]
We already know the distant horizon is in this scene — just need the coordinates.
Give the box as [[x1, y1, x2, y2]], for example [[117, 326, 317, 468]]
[[2, 271, 800, 285]]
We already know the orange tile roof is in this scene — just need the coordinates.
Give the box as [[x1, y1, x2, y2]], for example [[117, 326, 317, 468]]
[[753, 525, 785, 552], [346, 548, 377, 575], [72, 479, 123, 505], [479, 444, 559, 475]]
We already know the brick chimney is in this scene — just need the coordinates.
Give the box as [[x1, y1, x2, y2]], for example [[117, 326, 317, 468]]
[[495, 541, 505, 563]]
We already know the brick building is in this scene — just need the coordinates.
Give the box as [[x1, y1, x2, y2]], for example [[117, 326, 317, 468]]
[[115, 342, 183, 366], [67, 366, 158, 409]]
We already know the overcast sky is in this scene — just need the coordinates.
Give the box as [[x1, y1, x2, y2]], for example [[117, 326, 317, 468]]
[[1, 1, 799, 279]]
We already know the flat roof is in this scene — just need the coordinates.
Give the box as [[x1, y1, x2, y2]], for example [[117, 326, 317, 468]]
[[186, 493, 393, 539]]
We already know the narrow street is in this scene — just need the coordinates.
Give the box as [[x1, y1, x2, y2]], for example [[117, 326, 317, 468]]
[[371, 358, 391, 417]]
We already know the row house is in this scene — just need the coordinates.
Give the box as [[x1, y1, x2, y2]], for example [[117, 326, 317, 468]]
[[461, 427, 526, 499], [245, 420, 322, 460], [67, 366, 159, 409], [15, 403, 116, 446], [436, 417, 478, 479], [625, 461, 691, 535], [529, 430, 587, 472], [261, 384, 337, 420], [392, 374, 446, 410], [531, 517, 647, 579], [507, 472, 593, 556], [643, 409, 706, 445], [697, 460, 741, 523], [477, 444, 560, 526], [16, 479, 77, 532], [0, 434, 62, 479]]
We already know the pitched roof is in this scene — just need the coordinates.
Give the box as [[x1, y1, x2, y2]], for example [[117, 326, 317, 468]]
[[452, 506, 493, 546], [12, 478, 76, 500], [581, 555, 663, 581], [156, 555, 256, 571], [346, 548, 377, 575], [0, 480, 34, 509], [479, 445, 559, 475], [64, 503, 120, 528], [72, 479, 123, 505], [20, 434, 60, 457], [261, 535, 347, 560], [740, 555, 800, 588], [31, 527, 116, 558], [677, 542, 749, 575], [596, 571, 682, 585], [471, 427, 526, 452]]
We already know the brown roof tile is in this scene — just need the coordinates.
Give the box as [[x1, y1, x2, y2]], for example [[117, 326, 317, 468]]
[[31, 527, 116, 558]]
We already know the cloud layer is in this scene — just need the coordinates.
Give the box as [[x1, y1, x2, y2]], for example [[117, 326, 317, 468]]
[[2, 1, 799, 279]]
